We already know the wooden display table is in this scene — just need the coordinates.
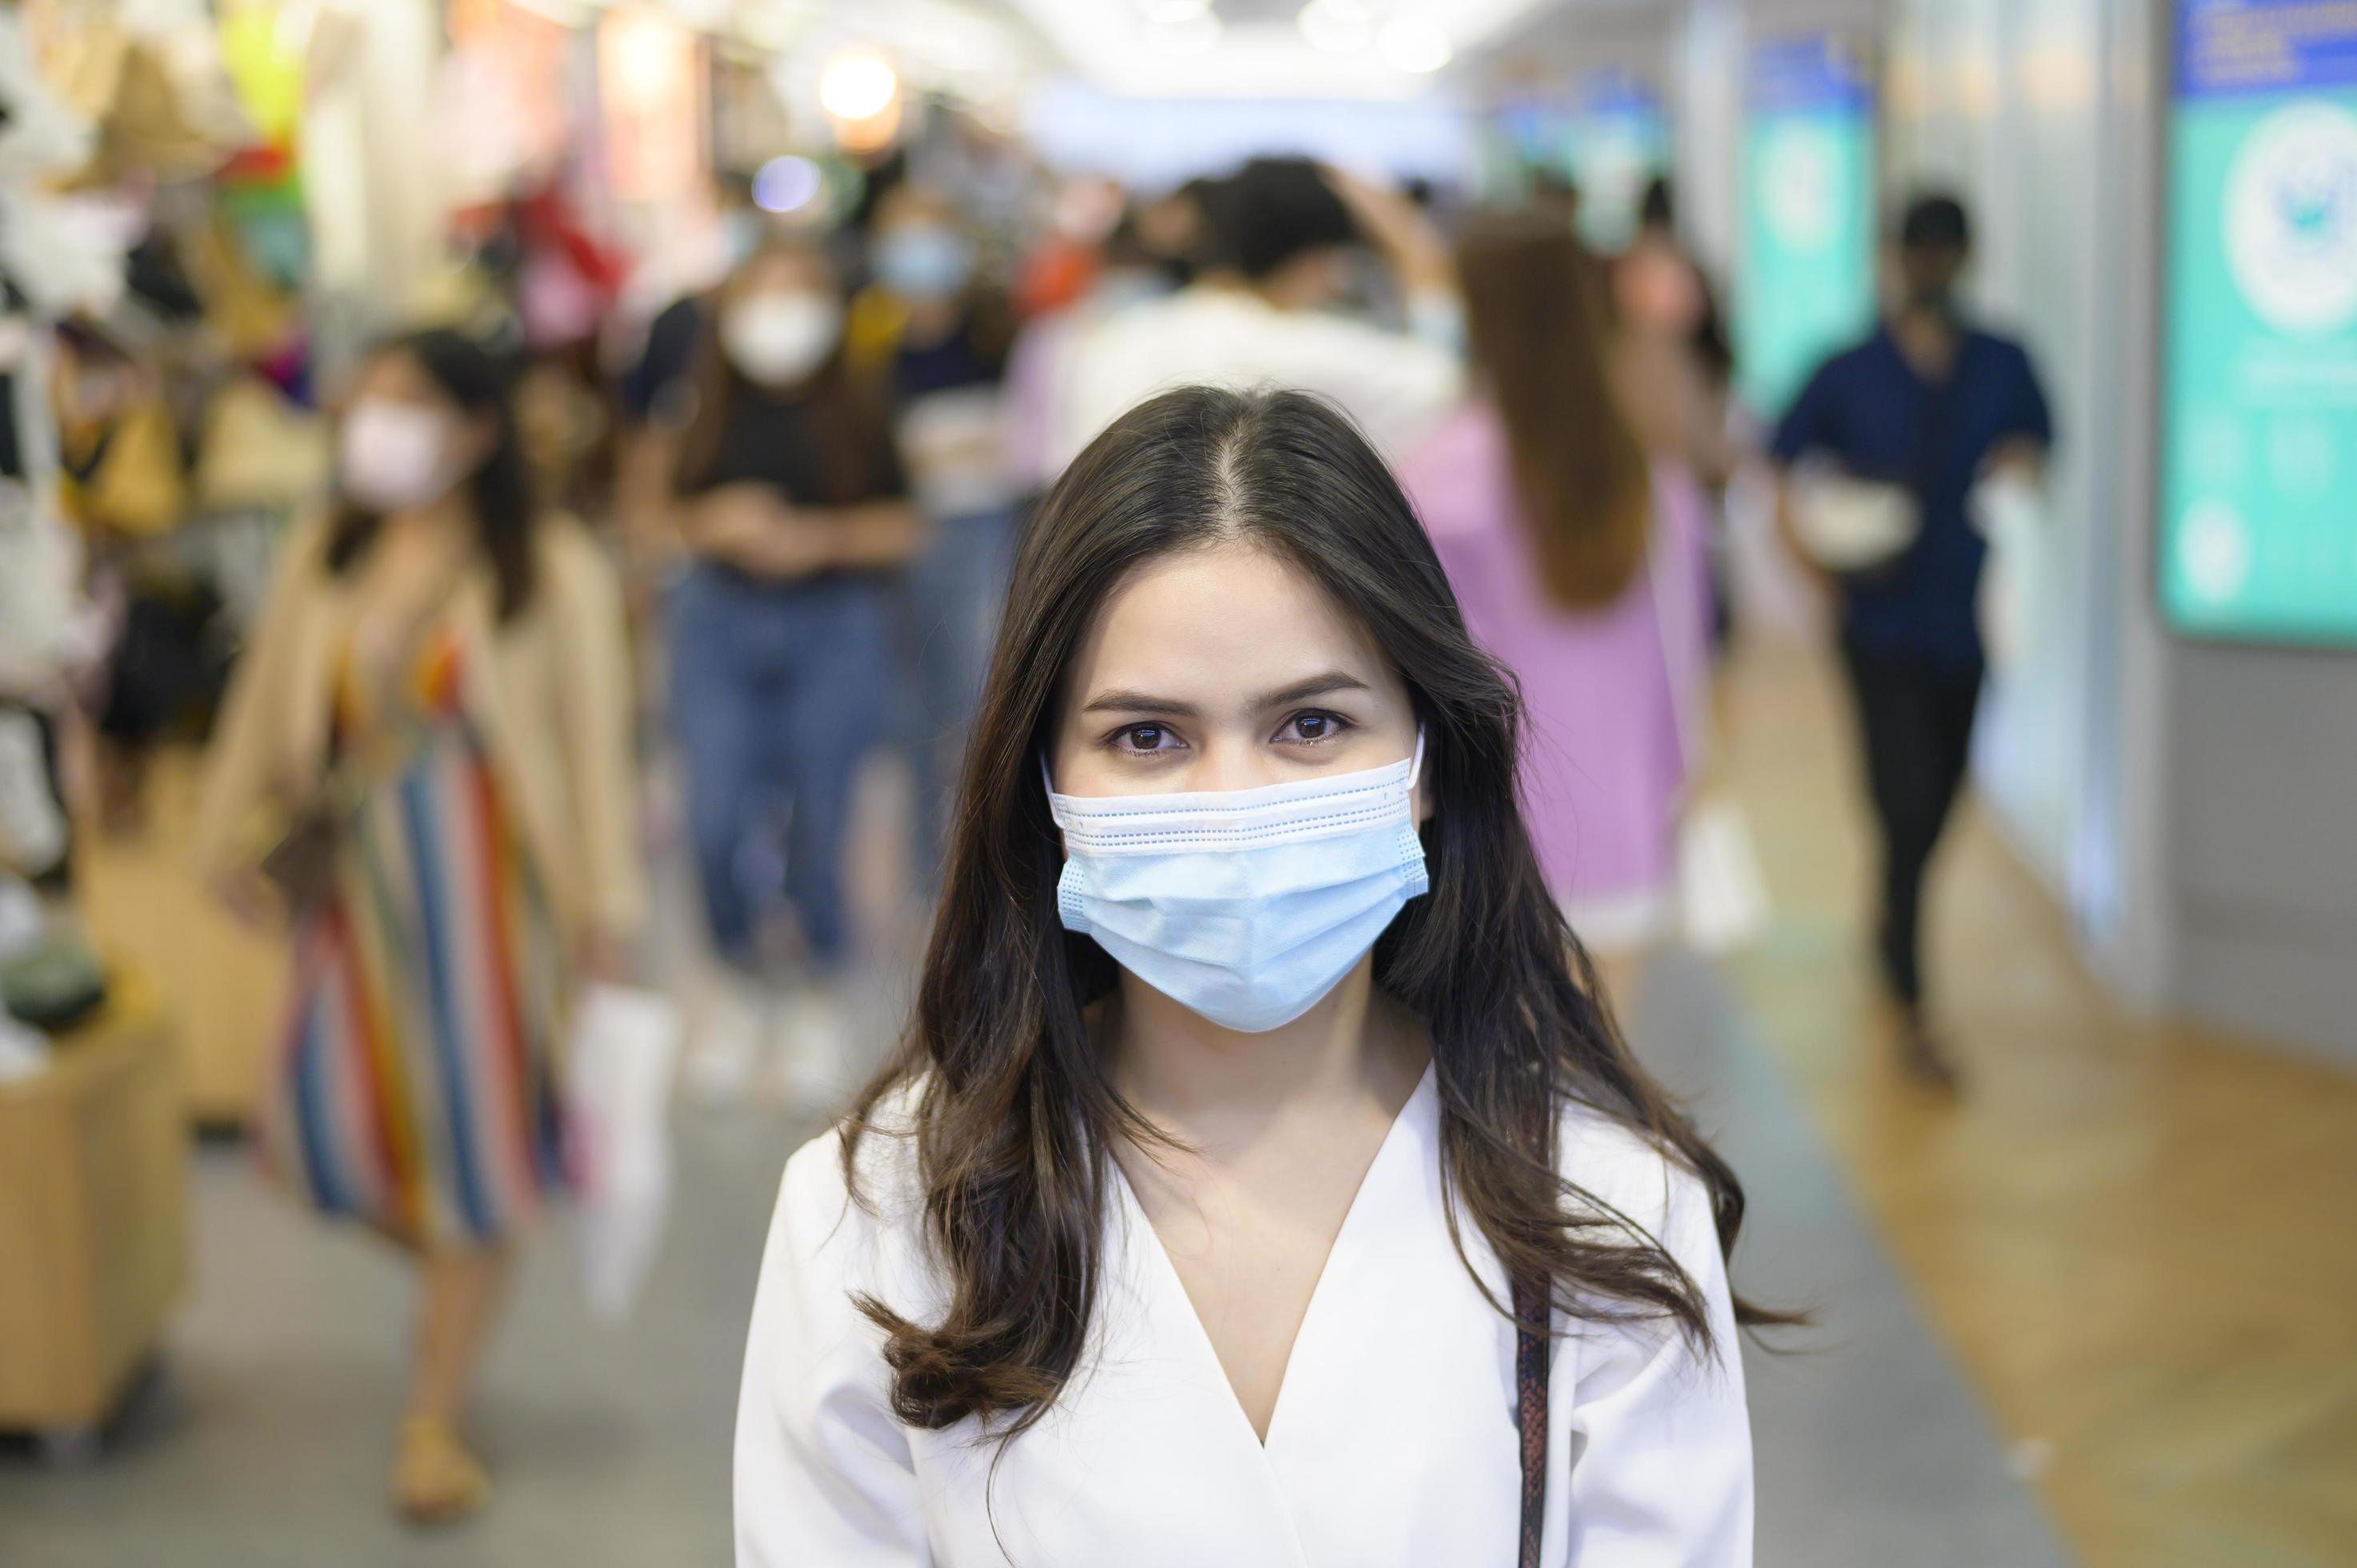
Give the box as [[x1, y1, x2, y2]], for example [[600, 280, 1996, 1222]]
[[76, 746, 283, 1126], [0, 993, 187, 1441]]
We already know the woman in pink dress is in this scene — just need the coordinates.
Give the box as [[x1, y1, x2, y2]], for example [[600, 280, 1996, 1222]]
[[1402, 213, 1711, 1002]]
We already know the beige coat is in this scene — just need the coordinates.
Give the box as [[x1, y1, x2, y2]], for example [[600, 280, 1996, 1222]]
[[193, 514, 645, 945]]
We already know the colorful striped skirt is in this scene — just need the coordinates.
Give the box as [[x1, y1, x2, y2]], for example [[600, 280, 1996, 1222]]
[[261, 711, 570, 1248]]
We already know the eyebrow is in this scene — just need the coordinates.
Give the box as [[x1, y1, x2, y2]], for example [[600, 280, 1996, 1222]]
[[1078, 670, 1372, 717]]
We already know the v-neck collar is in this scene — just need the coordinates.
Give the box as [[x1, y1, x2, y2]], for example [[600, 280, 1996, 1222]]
[[1109, 1062, 1440, 1458]]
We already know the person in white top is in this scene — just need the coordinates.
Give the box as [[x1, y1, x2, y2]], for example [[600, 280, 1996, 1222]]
[[1049, 159, 1465, 470], [736, 386, 1775, 1566]]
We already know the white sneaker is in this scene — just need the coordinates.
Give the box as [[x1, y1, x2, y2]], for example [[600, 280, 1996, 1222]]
[[764, 986, 856, 1111], [683, 974, 767, 1106]]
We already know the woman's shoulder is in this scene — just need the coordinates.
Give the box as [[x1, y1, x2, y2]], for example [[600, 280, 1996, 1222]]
[[1555, 1098, 1716, 1258], [766, 1077, 936, 1295]]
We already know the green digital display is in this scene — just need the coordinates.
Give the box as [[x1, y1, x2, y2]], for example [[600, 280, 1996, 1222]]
[[2160, 1, 2357, 644], [1733, 34, 1878, 420]]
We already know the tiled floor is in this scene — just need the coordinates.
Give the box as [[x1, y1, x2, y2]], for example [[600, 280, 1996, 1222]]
[[1718, 639, 2357, 1568]]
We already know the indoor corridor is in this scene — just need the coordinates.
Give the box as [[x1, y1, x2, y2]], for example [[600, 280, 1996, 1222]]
[[9, 636, 2347, 1567]]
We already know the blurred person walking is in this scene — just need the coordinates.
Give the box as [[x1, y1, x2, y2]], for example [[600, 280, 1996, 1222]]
[[1613, 178, 1743, 654], [666, 237, 922, 1099], [1052, 158, 1463, 466], [857, 183, 1023, 886], [1769, 194, 2052, 1086], [1403, 213, 1711, 1006], [193, 329, 643, 1525], [1002, 210, 1180, 499]]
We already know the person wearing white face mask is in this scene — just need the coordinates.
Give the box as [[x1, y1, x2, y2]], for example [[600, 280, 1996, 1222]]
[[194, 330, 643, 1525], [666, 238, 922, 1104], [735, 387, 1775, 1566]]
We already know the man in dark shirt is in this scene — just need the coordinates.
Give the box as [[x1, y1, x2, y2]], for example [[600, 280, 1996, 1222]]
[[1770, 193, 2054, 1087]]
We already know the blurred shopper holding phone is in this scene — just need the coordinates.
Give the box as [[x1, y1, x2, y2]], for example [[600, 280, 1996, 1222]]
[[1769, 193, 2053, 1088], [194, 328, 642, 1525], [1403, 213, 1713, 1006], [666, 237, 922, 1101]]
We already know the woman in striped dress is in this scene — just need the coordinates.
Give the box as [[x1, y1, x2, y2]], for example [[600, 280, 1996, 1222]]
[[196, 330, 643, 1524]]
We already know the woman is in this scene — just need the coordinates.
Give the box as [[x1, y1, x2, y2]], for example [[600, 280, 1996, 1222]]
[[667, 237, 922, 1098], [736, 387, 1766, 1564], [1403, 213, 1715, 1002], [194, 329, 642, 1523]]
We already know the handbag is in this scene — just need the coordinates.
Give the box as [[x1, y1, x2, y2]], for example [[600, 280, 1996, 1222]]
[[1513, 1274, 1551, 1568]]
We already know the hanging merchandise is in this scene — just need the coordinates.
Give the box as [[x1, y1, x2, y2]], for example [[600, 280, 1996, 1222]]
[[215, 0, 313, 294], [0, 709, 68, 880]]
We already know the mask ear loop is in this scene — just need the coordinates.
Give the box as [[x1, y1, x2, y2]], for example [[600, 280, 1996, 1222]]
[[1407, 726, 1427, 791]]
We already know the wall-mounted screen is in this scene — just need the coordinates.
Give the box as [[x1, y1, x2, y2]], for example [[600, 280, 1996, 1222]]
[[2161, 0, 2357, 645], [1734, 33, 1878, 420], [1565, 67, 1670, 254]]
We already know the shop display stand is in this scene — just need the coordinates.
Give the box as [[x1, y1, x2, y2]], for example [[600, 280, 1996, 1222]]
[[0, 992, 187, 1451]]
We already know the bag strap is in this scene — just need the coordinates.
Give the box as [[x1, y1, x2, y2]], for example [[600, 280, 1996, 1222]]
[[1512, 1274, 1551, 1568]]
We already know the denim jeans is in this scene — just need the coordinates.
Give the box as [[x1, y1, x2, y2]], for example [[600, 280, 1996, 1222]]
[[669, 562, 893, 971]]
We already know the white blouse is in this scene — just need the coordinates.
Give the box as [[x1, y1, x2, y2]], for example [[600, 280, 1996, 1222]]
[[734, 1066, 1753, 1566]]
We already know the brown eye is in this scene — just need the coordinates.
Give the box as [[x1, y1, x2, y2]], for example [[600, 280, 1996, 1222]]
[[1281, 710, 1350, 743], [1123, 725, 1167, 751]]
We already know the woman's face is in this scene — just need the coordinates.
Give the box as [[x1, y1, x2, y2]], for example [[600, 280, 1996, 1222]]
[[1050, 540, 1424, 813], [338, 350, 493, 512], [721, 247, 845, 387]]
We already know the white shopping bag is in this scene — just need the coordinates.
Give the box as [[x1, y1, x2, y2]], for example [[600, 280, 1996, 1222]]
[[1969, 469, 2045, 673], [1679, 795, 1771, 954], [567, 983, 681, 1322]]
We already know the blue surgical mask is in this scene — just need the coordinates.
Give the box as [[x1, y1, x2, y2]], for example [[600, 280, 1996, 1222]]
[[874, 226, 975, 301], [1046, 734, 1429, 1033]]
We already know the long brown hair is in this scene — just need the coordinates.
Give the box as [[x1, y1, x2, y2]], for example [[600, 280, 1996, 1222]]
[[844, 386, 1778, 1450], [671, 237, 886, 505], [1458, 211, 1654, 610]]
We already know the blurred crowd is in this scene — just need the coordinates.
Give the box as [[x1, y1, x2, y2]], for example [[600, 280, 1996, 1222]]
[[5, 116, 1758, 1083], [0, 28, 2055, 1512]]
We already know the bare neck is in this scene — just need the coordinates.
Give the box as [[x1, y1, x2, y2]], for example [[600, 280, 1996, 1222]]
[[1108, 956, 1429, 1157], [1891, 307, 1962, 382]]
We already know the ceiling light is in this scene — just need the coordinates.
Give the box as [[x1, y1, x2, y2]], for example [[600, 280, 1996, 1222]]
[[1378, 14, 1450, 73], [1299, 0, 1372, 53], [752, 155, 823, 214], [1146, 10, 1220, 54], [818, 49, 898, 122]]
